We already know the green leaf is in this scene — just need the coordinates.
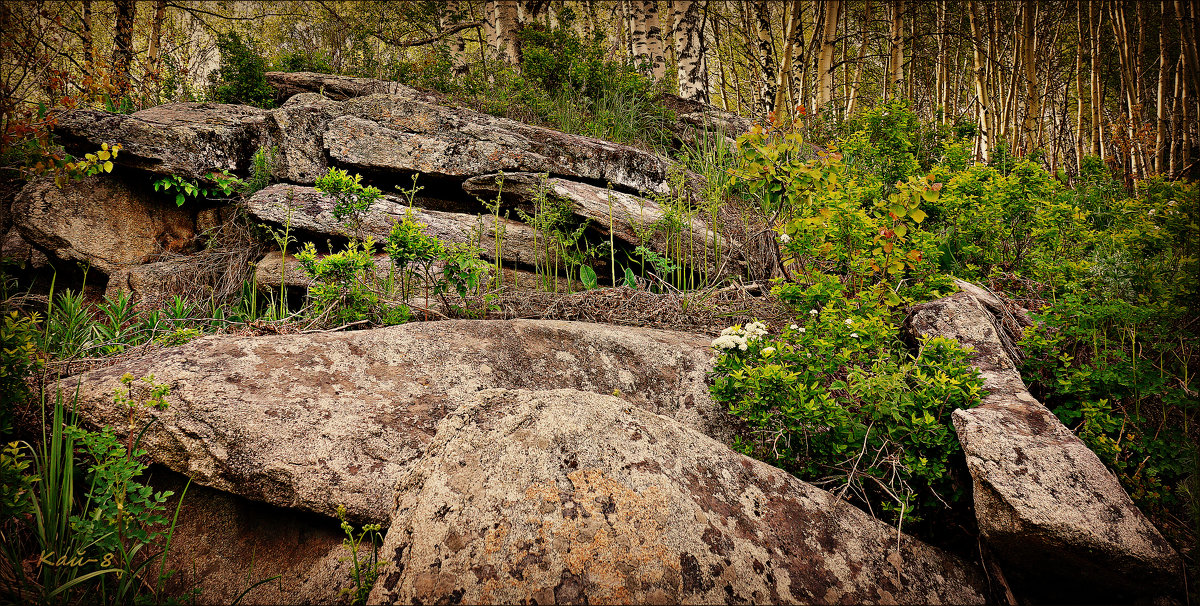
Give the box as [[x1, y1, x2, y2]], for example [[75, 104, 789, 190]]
[[623, 267, 638, 289], [580, 265, 598, 290], [175, 193, 185, 207], [909, 209, 927, 223]]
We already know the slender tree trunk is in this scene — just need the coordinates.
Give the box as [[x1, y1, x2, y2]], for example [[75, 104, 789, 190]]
[[888, 0, 905, 99], [1021, 0, 1039, 153], [674, 0, 707, 101], [484, 0, 498, 56], [643, 0, 666, 79], [774, 0, 802, 115], [817, 0, 841, 109], [1090, 0, 1105, 157], [790, 0, 815, 114], [715, 13, 732, 110], [1155, 0, 1170, 173], [754, 0, 777, 117], [968, 0, 992, 161], [935, 0, 946, 121], [495, 0, 521, 64], [1074, 4, 1086, 165], [82, 0, 94, 82], [1170, 53, 1182, 175], [846, 0, 870, 117], [111, 0, 137, 95]]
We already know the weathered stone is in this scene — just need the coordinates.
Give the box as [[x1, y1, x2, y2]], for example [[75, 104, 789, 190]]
[[147, 470, 353, 605], [462, 172, 721, 254], [327, 94, 685, 195], [54, 103, 266, 180], [369, 387, 988, 605], [54, 88, 698, 199], [258, 94, 341, 183], [104, 257, 205, 305], [1, 227, 34, 266], [13, 177, 195, 274], [902, 285, 1182, 600], [245, 184, 540, 268], [69, 320, 729, 523], [265, 71, 434, 104]]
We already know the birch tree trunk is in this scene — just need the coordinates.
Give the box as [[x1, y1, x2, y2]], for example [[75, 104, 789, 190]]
[[1155, 0, 1169, 173], [817, 0, 841, 109], [845, 1, 870, 117], [674, 0, 707, 101], [754, 0, 777, 117], [1021, 0, 1039, 152], [968, 0, 992, 161], [626, 1, 648, 67], [495, 0, 521, 64], [1090, 0, 1105, 158], [111, 0, 137, 95], [643, 0, 667, 80], [887, 0, 904, 99], [773, 0, 802, 115]]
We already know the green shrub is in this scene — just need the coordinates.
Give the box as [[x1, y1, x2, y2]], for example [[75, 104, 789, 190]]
[[315, 168, 383, 237], [0, 312, 40, 437], [210, 32, 276, 108], [710, 293, 983, 528]]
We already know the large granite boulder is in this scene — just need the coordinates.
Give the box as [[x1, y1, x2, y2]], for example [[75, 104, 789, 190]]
[[69, 320, 727, 524], [369, 388, 988, 605], [902, 283, 1182, 600], [13, 177, 195, 274]]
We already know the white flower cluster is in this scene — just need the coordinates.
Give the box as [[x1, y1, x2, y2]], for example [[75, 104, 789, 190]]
[[712, 321, 769, 351], [779, 232, 792, 244]]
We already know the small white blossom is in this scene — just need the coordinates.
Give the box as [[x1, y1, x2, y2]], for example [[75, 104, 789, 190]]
[[711, 334, 747, 350], [789, 324, 798, 330], [844, 318, 854, 326], [799, 328, 806, 333], [809, 309, 818, 316], [779, 232, 791, 244], [761, 347, 776, 356], [850, 332, 859, 338]]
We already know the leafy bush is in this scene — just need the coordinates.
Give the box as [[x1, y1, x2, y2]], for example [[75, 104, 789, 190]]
[[710, 296, 983, 528], [210, 32, 276, 108], [1, 376, 185, 605], [0, 311, 40, 436], [315, 167, 383, 237]]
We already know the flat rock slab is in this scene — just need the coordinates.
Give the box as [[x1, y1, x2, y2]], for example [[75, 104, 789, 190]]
[[13, 177, 195, 274], [53, 103, 266, 181], [325, 94, 681, 195], [462, 172, 721, 252], [246, 184, 539, 268], [369, 388, 987, 605], [69, 320, 729, 524], [902, 285, 1182, 599]]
